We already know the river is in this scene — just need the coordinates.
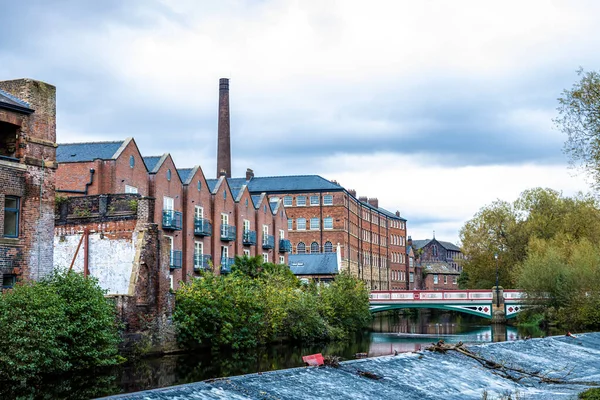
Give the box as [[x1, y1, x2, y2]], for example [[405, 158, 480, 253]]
[[0, 310, 560, 399]]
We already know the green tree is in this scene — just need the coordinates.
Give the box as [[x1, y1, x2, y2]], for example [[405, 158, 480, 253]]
[[555, 68, 600, 190]]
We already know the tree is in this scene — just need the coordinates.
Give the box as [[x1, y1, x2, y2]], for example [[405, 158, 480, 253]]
[[555, 68, 600, 190]]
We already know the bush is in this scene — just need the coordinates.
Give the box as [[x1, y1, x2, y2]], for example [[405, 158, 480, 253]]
[[0, 271, 122, 382]]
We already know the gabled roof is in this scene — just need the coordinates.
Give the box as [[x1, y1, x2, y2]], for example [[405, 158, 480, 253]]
[[412, 238, 461, 252], [0, 89, 33, 114], [245, 175, 343, 193], [227, 178, 247, 200], [143, 156, 162, 173], [423, 262, 461, 275], [57, 140, 126, 163], [206, 179, 218, 192], [377, 207, 406, 221], [251, 194, 265, 209], [269, 200, 279, 213], [289, 253, 339, 275], [177, 168, 194, 183]]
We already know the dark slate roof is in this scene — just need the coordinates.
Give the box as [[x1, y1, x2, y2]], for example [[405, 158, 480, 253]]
[[0, 89, 33, 113], [244, 175, 343, 193], [269, 200, 279, 213], [57, 141, 125, 163], [227, 178, 247, 199], [251, 195, 262, 208], [206, 179, 218, 192], [143, 156, 161, 172], [411, 239, 461, 252], [423, 262, 461, 275], [177, 168, 193, 182], [377, 207, 406, 221], [289, 253, 339, 275]]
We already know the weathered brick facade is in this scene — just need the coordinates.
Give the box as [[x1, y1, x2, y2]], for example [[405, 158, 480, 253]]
[[410, 237, 463, 290], [0, 79, 56, 285]]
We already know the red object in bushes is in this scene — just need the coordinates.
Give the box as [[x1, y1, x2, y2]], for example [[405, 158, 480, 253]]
[[302, 353, 324, 366]]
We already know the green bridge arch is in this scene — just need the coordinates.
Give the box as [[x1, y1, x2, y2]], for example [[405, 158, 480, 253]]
[[369, 303, 496, 319]]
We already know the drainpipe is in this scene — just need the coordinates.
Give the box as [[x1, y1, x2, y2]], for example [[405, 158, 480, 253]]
[[57, 168, 95, 195]]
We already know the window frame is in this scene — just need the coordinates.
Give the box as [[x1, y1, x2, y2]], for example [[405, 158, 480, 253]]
[[323, 195, 333, 205], [283, 196, 292, 206], [324, 217, 333, 230], [310, 195, 319, 206], [296, 196, 306, 206], [297, 218, 306, 230], [4, 196, 20, 238], [310, 217, 320, 230]]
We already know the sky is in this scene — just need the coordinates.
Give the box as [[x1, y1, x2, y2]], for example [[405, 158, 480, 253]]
[[1, 0, 599, 243]]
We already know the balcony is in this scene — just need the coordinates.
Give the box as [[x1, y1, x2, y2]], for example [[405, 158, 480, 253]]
[[170, 250, 182, 269], [194, 218, 212, 236], [220, 224, 236, 241], [243, 230, 257, 246], [279, 239, 292, 253], [193, 254, 212, 272], [220, 257, 235, 274], [162, 210, 182, 230], [262, 234, 275, 249]]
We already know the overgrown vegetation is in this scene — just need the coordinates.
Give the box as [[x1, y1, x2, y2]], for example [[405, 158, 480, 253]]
[[0, 271, 123, 382], [173, 256, 371, 349]]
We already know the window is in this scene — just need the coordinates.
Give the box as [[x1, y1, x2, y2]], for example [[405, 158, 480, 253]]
[[263, 253, 268, 263], [311, 242, 319, 253], [453, 276, 458, 285], [223, 190, 226, 200], [129, 155, 135, 168], [409, 272, 414, 283], [163, 196, 174, 211], [297, 218, 306, 230], [243, 219, 250, 233], [279, 229, 285, 240], [296, 196, 306, 206], [167, 169, 172, 181], [444, 275, 448, 284], [264, 205, 267, 213], [2, 274, 16, 289], [279, 255, 285, 264], [194, 241, 203, 267], [288, 219, 293, 230], [283, 196, 292, 206], [197, 180, 202, 191], [310, 195, 319, 206], [245, 198, 248, 207], [297, 242, 306, 254], [324, 241, 333, 253], [323, 195, 333, 205], [432, 244, 438, 257], [324, 217, 333, 229], [243, 249, 250, 257], [409, 257, 414, 268], [310, 218, 320, 230], [195, 206, 204, 219], [262, 225, 269, 244], [433, 274, 439, 284], [125, 185, 138, 194]]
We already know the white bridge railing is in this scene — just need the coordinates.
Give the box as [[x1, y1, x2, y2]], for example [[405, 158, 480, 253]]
[[370, 290, 525, 302]]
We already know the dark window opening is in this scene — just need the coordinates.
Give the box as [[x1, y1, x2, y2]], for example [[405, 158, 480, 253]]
[[0, 121, 19, 161], [2, 274, 16, 289], [4, 196, 19, 238], [311, 242, 319, 253]]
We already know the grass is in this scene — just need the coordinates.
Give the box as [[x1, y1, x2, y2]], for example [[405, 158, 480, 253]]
[[580, 388, 600, 399]]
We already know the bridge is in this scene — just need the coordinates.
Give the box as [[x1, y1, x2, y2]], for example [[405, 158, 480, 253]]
[[369, 289, 526, 321]]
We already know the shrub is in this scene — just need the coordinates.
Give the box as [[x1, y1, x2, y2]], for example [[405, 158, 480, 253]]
[[0, 271, 122, 382]]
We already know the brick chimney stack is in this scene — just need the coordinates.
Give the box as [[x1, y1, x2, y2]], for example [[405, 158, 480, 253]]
[[368, 198, 379, 208], [348, 189, 357, 197], [216, 78, 231, 178], [246, 168, 254, 180]]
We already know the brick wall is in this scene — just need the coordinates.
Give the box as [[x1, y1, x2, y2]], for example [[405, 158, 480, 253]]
[[211, 177, 235, 273], [255, 194, 275, 264], [423, 273, 459, 290]]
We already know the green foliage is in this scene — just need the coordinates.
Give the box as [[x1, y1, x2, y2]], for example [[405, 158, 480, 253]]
[[0, 271, 122, 382], [555, 68, 600, 190], [580, 388, 600, 400], [460, 188, 600, 289], [174, 260, 371, 349]]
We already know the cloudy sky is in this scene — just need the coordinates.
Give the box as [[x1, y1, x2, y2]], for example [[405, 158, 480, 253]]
[[2, 0, 598, 243]]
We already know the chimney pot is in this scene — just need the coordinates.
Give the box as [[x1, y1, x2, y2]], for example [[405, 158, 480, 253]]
[[348, 189, 357, 197], [368, 197, 379, 208], [219, 169, 227, 177], [396, 211, 400, 217], [246, 168, 254, 180], [359, 196, 368, 203]]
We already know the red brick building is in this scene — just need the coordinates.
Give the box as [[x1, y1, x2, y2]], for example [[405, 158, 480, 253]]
[[228, 173, 408, 290], [410, 237, 463, 290], [0, 79, 57, 287]]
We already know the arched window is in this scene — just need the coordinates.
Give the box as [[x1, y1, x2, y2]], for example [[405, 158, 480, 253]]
[[311, 242, 320, 253], [297, 242, 306, 254], [167, 169, 172, 181], [432, 244, 438, 257], [324, 241, 333, 253], [129, 155, 135, 168]]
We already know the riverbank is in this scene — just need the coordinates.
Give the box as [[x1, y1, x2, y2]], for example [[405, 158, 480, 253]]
[[104, 332, 600, 400]]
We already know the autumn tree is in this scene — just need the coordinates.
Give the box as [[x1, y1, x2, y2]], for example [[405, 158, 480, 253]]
[[555, 68, 600, 189]]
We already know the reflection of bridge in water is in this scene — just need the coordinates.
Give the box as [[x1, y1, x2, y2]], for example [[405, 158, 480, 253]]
[[369, 289, 526, 320]]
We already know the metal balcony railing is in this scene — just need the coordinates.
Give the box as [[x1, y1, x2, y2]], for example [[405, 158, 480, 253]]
[[220, 257, 235, 274], [243, 230, 257, 246], [162, 210, 182, 230], [170, 250, 182, 269], [262, 234, 275, 249], [279, 239, 292, 253], [220, 224, 236, 241], [193, 254, 212, 272], [194, 218, 212, 236]]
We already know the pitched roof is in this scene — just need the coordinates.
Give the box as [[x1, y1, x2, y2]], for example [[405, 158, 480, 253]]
[[206, 179, 218, 192], [0, 89, 33, 114], [423, 262, 461, 275], [57, 140, 125, 163], [227, 178, 247, 200], [251, 194, 263, 208], [412, 239, 461, 252], [289, 253, 339, 275], [177, 168, 194, 183], [377, 207, 406, 221], [143, 156, 162, 172], [245, 175, 343, 193]]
